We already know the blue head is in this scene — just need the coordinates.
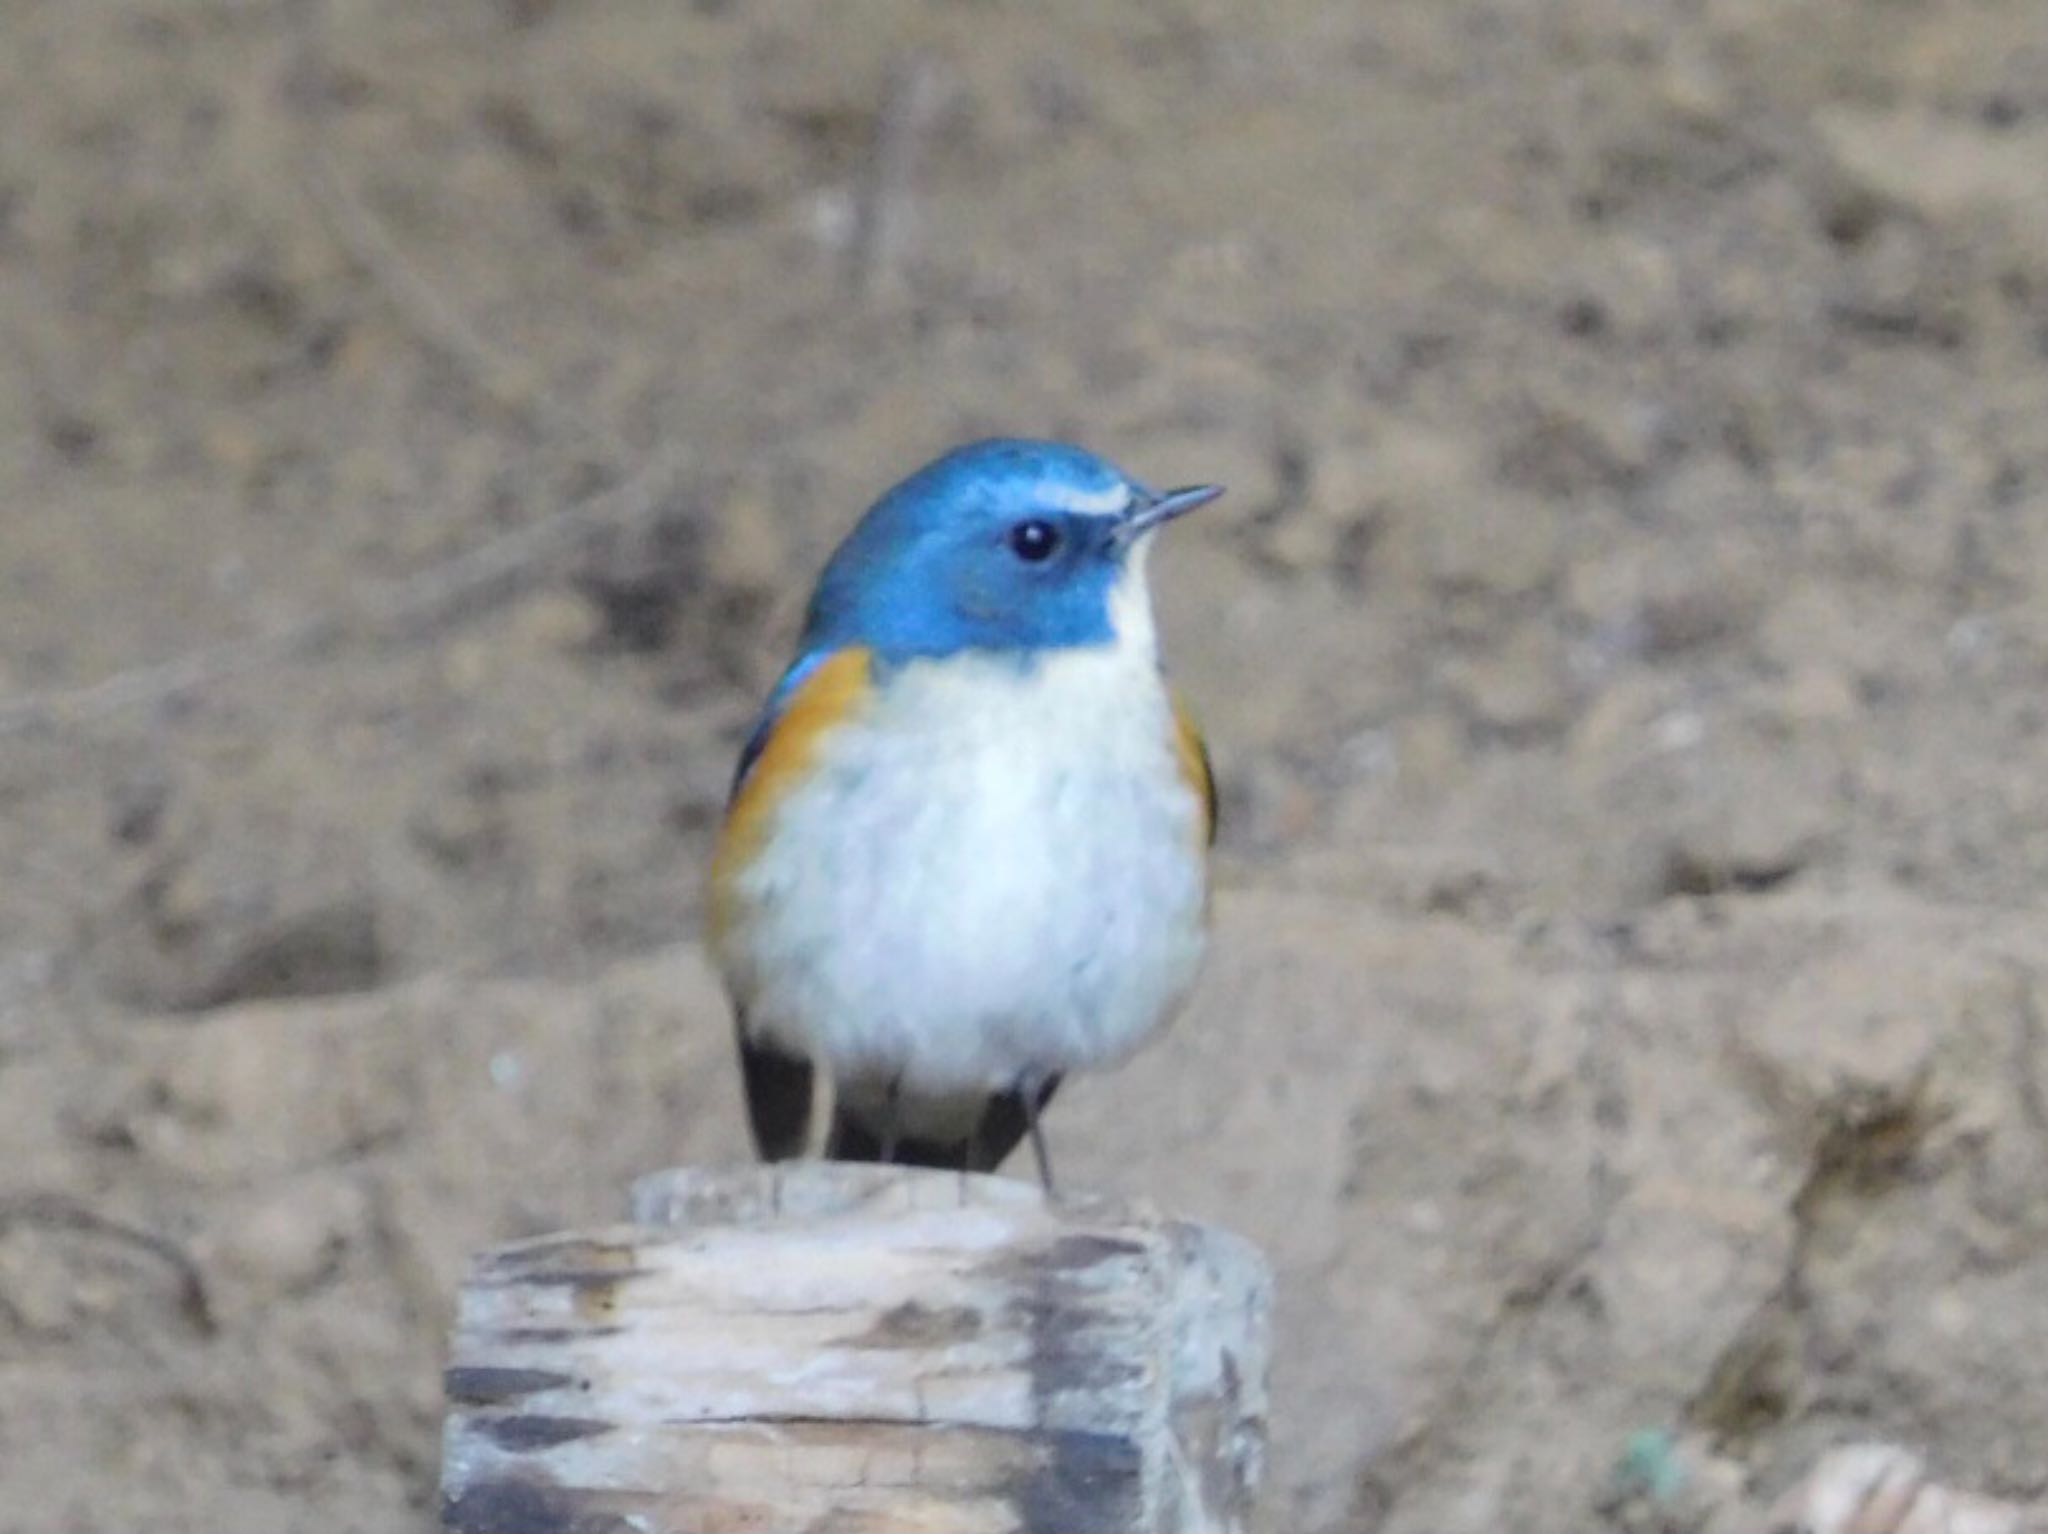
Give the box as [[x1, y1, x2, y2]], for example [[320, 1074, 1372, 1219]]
[[801, 439, 1222, 663]]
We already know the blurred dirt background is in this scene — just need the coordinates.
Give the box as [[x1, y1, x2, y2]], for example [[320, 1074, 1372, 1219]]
[[3, 1, 2047, 1530]]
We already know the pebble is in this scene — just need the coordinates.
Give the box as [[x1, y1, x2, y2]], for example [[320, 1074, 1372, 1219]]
[[0, 1230, 80, 1336], [1358, 425, 1563, 601], [508, 590, 604, 654], [202, 1173, 369, 1307], [1760, 1443, 2038, 1534], [1816, 107, 2048, 250], [87, 839, 388, 1012], [1423, 488, 1562, 600], [1257, 437, 1379, 575], [1447, 627, 1573, 737], [1661, 792, 1830, 897], [705, 476, 793, 595]]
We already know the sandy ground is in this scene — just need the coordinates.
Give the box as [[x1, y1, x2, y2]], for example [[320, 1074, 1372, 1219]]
[[2, 1, 2047, 1530]]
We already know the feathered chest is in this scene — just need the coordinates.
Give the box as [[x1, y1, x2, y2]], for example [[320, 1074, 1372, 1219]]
[[800, 646, 1196, 856], [714, 643, 1210, 1087]]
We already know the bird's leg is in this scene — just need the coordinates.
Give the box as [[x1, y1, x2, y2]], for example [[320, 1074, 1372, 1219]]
[[1020, 1075, 1057, 1199], [876, 1077, 902, 1164]]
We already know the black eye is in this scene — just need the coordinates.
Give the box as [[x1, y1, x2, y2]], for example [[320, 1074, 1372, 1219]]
[[1007, 519, 1062, 562]]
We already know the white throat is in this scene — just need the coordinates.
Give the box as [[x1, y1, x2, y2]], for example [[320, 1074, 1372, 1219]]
[[1107, 535, 1160, 657]]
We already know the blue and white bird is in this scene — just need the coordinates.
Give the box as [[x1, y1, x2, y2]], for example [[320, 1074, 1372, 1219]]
[[708, 439, 1220, 1190]]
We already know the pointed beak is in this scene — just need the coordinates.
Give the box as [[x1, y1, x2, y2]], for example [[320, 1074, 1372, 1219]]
[[1117, 482, 1224, 544]]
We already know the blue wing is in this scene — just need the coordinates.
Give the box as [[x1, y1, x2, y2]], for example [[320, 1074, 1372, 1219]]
[[727, 649, 831, 803]]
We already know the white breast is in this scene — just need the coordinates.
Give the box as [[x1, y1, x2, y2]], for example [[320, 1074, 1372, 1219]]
[[722, 629, 1208, 1104]]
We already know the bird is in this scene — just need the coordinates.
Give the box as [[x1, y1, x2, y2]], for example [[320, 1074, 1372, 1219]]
[[707, 438, 1220, 1192]]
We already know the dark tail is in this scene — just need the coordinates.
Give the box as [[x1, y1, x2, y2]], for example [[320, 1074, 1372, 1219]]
[[824, 1077, 1062, 1173], [735, 1023, 814, 1161]]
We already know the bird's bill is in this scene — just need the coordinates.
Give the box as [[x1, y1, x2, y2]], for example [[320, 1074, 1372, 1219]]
[[1117, 483, 1225, 543]]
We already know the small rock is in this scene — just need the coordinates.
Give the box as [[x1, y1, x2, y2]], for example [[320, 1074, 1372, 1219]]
[[1764, 666, 1862, 729], [1227, 760, 1324, 854], [87, 834, 390, 1013], [1569, 679, 1842, 903], [1367, 425, 1563, 601], [1753, 1443, 2042, 1534], [1496, 394, 1658, 500], [704, 475, 793, 595], [1573, 237, 1684, 340], [441, 636, 497, 694], [205, 897, 385, 1010], [200, 1172, 367, 1306], [107, 768, 173, 847], [1447, 627, 1573, 737], [409, 778, 513, 871], [1259, 437, 1380, 575], [0, 1229, 81, 1336], [507, 589, 603, 654], [1568, 673, 1686, 768], [1567, 540, 1773, 663], [1831, 217, 1967, 345], [1655, 45, 1733, 128], [1660, 770, 1833, 897], [1738, 951, 1947, 1126], [575, 501, 705, 655], [1651, 679, 1859, 897], [1393, 709, 1473, 794], [1424, 488, 1563, 600], [1815, 108, 2048, 265]]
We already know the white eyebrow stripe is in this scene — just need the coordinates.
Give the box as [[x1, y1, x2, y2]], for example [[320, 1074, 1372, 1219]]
[[1039, 480, 1135, 516]]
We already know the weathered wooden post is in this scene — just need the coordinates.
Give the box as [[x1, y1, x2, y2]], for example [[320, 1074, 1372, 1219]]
[[440, 1164, 1270, 1533]]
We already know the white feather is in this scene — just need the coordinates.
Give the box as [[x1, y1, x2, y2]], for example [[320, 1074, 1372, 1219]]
[[1038, 479, 1135, 517]]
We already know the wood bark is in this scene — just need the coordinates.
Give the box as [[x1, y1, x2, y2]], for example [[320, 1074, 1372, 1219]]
[[441, 1163, 1271, 1534]]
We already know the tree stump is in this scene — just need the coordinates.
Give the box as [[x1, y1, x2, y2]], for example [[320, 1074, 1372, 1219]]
[[440, 1164, 1271, 1534]]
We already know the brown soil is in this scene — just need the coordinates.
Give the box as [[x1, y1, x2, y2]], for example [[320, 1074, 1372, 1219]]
[[3, 2, 2046, 1530]]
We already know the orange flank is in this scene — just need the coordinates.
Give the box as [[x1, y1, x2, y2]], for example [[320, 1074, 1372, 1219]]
[[1171, 691, 1218, 849], [710, 647, 875, 944]]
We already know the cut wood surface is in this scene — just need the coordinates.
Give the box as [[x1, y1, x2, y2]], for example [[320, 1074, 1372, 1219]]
[[441, 1163, 1272, 1534]]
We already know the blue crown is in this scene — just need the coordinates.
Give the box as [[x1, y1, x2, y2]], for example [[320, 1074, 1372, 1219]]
[[802, 439, 1155, 661]]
